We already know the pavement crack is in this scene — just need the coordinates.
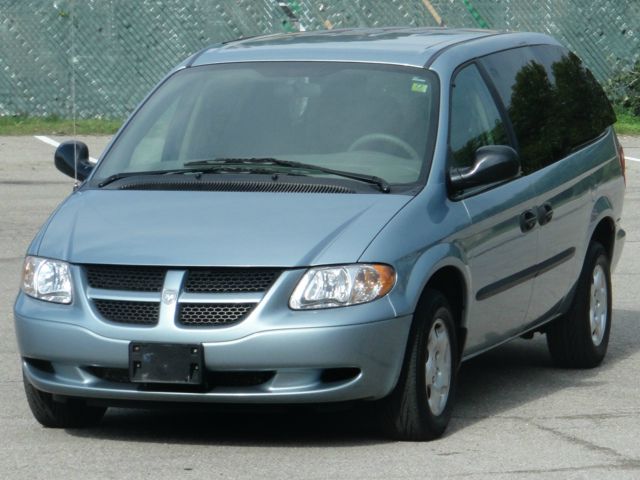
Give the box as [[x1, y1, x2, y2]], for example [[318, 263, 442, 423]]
[[446, 462, 640, 478], [529, 420, 640, 466], [454, 410, 640, 422], [550, 411, 640, 421]]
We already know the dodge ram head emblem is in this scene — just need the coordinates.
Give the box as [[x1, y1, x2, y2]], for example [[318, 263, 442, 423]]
[[162, 289, 178, 305]]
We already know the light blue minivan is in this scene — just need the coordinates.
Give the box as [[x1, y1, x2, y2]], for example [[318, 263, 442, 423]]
[[15, 28, 626, 440]]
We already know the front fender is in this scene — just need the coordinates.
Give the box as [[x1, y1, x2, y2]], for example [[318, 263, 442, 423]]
[[386, 242, 472, 323]]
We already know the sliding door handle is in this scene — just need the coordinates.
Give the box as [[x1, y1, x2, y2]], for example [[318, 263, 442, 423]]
[[538, 203, 554, 225], [520, 209, 538, 232]]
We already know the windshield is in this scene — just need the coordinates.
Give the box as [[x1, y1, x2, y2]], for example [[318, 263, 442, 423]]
[[93, 62, 438, 188]]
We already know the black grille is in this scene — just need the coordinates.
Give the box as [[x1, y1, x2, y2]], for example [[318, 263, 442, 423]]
[[184, 268, 281, 293], [179, 303, 255, 326], [207, 370, 275, 387], [86, 367, 275, 388], [86, 367, 130, 383], [93, 299, 159, 325], [86, 265, 166, 292]]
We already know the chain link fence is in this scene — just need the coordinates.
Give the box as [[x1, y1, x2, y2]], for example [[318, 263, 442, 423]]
[[1, 0, 638, 118]]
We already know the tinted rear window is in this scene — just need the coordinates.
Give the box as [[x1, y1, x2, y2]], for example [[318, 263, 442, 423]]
[[481, 45, 615, 173]]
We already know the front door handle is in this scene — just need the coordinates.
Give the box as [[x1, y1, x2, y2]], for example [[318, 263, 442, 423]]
[[538, 203, 554, 225], [520, 209, 538, 232]]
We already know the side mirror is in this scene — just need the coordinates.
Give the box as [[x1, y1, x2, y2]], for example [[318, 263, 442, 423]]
[[449, 145, 520, 192], [54, 140, 94, 181]]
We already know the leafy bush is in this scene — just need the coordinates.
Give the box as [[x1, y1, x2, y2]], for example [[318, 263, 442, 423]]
[[607, 61, 640, 116]]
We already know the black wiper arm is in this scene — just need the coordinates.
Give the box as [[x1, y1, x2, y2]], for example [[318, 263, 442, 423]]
[[185, 158, 391, 193]]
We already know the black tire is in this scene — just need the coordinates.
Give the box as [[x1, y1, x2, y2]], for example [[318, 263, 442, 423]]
[[23, 375, 106, 428], [546, 242, 612, 368], [380, 289, 458, 441]]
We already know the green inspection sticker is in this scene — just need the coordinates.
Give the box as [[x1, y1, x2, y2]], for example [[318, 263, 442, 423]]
[[411, 78, 428, 93]]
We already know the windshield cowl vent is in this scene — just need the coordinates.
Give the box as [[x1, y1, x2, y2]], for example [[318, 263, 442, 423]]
[[115, 179, 356, 194]]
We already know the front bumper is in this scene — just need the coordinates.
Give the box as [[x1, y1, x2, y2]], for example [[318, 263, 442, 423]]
[[15, 306, 412, 404]]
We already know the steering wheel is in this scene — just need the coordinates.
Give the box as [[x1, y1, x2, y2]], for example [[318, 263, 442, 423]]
[[348, 133, 420, 161]]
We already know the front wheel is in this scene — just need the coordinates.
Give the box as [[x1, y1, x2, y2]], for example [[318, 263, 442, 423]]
[[23, 375, 106, 428], [546, 242, 612, 368], [380, 289, 458, 441]]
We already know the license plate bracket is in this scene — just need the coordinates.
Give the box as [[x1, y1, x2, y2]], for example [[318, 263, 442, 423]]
[[129, 343, 203, 385]]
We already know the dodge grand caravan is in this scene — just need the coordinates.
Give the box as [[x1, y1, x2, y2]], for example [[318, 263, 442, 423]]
[[15, 28, 626, 440]]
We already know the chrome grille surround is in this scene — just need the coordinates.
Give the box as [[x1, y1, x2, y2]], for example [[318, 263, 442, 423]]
[[85, 266, 281, 327]]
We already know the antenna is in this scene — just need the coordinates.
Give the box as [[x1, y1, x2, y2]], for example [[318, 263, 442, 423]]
[[71, 0, 78, 188]]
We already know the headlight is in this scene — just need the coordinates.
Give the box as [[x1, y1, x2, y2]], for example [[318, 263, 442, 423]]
[[21, 256, 73, 304], [290, 264, 396, 310]]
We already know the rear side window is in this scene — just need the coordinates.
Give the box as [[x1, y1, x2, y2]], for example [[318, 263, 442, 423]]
[[449, 64, 510, 170], [481, 45, 615, 174]]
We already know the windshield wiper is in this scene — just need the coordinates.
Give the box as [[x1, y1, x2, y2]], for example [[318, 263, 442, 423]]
[[184, 158, 391, 193]]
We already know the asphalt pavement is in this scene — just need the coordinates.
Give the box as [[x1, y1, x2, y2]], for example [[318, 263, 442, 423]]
[[1, 135, 639, 479]]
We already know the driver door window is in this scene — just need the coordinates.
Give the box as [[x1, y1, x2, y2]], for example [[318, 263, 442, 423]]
[[449, 64, 510, 170]]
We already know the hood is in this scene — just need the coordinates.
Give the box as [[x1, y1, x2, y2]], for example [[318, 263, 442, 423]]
[[35, 190, 411, 267]]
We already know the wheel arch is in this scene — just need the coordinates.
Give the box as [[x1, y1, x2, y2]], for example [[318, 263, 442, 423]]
[[590, 215, 615, 261], [586, 191, 619, 263], [421, 265, 468, 357], [401, 246, 471, 360]]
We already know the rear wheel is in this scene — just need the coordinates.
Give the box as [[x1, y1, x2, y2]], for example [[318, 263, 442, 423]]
[[23, 375, 106, 428], [380, 289, 458, 441], [546, 242, 612, 368]]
